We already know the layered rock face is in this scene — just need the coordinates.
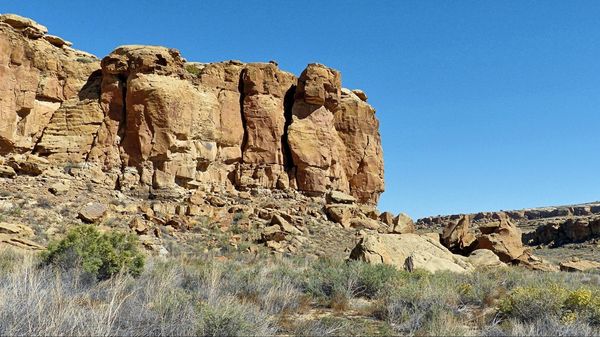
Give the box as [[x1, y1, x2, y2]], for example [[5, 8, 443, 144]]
[[0, 15, 384, 204], [0, 15, 99, 156]]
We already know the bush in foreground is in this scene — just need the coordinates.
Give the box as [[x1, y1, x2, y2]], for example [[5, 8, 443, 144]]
[[41, 225, 145, 280]]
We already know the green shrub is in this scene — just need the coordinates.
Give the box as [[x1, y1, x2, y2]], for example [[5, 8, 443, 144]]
[[41, 225, 145, 280], [185, 64, 202, 76], [500, 285, 600, 325], [196, 297, 275, 336], [76, 57, 94, 64], [499, 284, 568, 321]]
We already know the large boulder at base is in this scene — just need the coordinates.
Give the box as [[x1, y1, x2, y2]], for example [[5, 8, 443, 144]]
[[390, 213, 416, 234], [441, 214, 477, 254], [349, 233, 473, 273], [467, 249, 506, 268], [476, 213, 525, 262]]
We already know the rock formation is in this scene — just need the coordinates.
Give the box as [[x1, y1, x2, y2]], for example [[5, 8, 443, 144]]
[[0, 14, 384, 205], [349, 233, 474, 273], [418, 202, 600, 248]]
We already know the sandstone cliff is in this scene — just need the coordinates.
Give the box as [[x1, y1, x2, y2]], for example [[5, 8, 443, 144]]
[[0, 14, 384, 204]]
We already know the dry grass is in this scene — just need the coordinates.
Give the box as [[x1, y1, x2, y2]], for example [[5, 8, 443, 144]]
[[0, 246, 599, 336]]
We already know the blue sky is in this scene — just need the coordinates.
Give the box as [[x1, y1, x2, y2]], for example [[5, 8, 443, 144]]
[[3, 1, 600, 218]]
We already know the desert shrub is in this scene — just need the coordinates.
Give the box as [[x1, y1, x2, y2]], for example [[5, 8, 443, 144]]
[[564, 288, 600, 324], [185, 64, 202, 76], [41, 225, 145, 280], [0, 247, 25, 273], [76, 57, 94, 63], [301, 258, 358, 308], [371, 270, 468, 335], [500, 284, 600, 326], [301, 258, 402, 307], [483, 316, 595, 336], [189, 258, 303, 315], [197, 296, 276, 336], [499, 284, 568, 321]]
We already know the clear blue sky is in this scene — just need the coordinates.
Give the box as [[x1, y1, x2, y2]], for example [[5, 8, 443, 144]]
[[4, 1, 600, 218]]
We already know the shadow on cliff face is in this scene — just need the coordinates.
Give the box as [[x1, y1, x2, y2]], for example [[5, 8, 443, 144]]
[[77, 70, 103, 101], [282, 84, 297, 171]]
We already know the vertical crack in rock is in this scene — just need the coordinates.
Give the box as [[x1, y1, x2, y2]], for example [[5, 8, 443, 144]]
[[282, 84, 296, 171], [114, 74, 128, 171], [238, 69, 248, 162]]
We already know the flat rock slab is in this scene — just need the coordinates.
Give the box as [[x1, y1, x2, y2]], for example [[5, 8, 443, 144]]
[[78, 203, 108, 223], [559, 259, 600, 272]]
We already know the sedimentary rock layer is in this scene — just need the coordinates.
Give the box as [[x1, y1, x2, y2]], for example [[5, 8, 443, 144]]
[[0, 14, 384, 204]]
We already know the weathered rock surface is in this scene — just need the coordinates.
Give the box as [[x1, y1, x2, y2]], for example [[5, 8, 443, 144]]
[[389, 213, 416, 234], [0, 222, 43, 250], [78, 202, 108, 223], [418, 202, 600, 247], [475, 214, 526, 262], [441, 215, 477, 254], [0, 14, 100, 156], [559, 259, 600, 272], [0, 16, 384, 206], [438, 213, 526, 263], [349, 233, 474, 273], [467, 249, 506, 268]]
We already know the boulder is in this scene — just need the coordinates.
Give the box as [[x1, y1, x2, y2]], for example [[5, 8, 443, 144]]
[[390, 213, 416, 234], [349, 233, 473, 273], [467, 249, 506, 268], [0, 223, 34, 237], [325, 204, 355, 228], [129, 217, 148, 234], [49, 181, 70, 195], [476, 214, 525, 262], [559, 259, 600, 272], [0, 165, 16, 178], [271, 214, 302, 235], [515, 252, 559, 272], [0, 223, 42, 250], [6, 155, 48, 176], [78, 203, 108, 223], [43, 34, 72, 47], [0, 14, 48, 37], [441, 215, 477, 254], [351, 89, 368, 101], [327, 190, 356, 204], [349, 218, 380, 230], [379, 211, 395, 226]]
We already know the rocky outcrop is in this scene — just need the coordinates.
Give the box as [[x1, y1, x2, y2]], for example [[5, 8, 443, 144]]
[[0, 222, 44, 250], [559, 259, 600, 272], [0, 15, 385, 205], [0, 14, 100, 156], [419, 202, 600, 247], [441, 215, 477, 254], [349, 233, 474, 273], [439, 213, 526, 263], [476, 214, 525, 262], [524, 216, 600, 246]]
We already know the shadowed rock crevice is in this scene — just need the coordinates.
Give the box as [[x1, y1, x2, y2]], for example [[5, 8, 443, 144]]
[[238, 70, 249, 164], [282, 84, 296, 172]]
